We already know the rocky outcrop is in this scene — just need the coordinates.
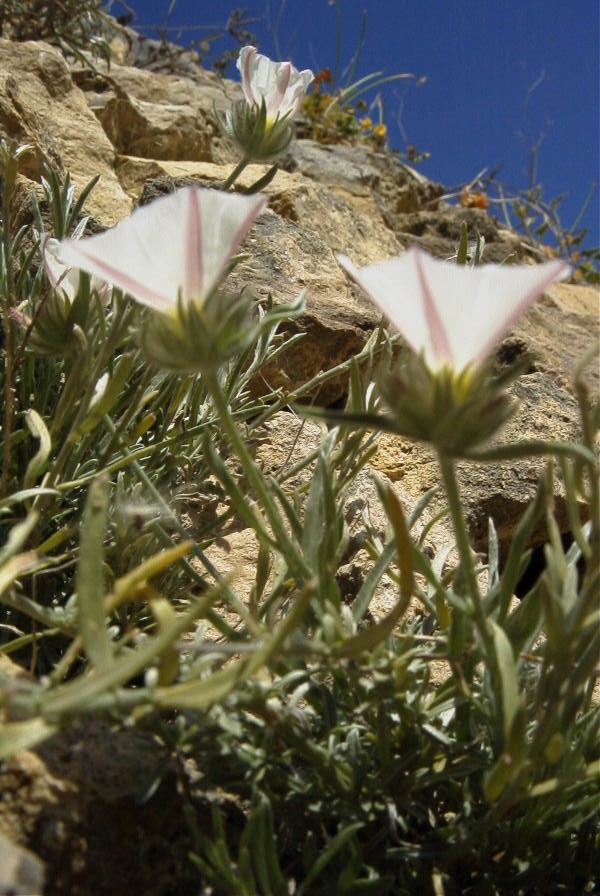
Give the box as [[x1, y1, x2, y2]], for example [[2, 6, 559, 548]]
[[0, 39, 131, 225], [1, 13, 598, 554], [1, 35, 597, 544], [71, 59, 236, 164], [0, 26, 598, 896]]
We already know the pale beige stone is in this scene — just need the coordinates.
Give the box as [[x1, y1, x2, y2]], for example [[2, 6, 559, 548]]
[[0, 39, 131, 225]]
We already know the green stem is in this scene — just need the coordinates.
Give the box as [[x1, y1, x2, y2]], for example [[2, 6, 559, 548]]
[[1, 189, 16, 499], [222, 157, 251, 191], [95, 365, 154, 468], [437, 451, 504, 750], [437, 451, 492, 652], [204, 369, 310, 581], [100, 415, 260, 639], [1, 302, 14, 498]]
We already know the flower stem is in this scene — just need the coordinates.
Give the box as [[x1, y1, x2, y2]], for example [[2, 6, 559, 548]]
[[1, 202, 16, 499], [99, 414, 260, 639], [1, 305, 15, 498], [222, 157, 251, 191], [437, 451, 491, 646], [204, 369, 310, 581]]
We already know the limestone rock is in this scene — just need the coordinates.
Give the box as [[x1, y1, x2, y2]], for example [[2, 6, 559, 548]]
[[72, 59, 237, 164], [283, 139, 444, 227], [0, 29, 596, 550], [0, 39, 131, 225], [0, 830, 44, 896], [0, 719, 201, 896]]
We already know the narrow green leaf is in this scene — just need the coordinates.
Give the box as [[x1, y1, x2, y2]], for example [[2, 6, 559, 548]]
[[23, 409, 52, 489], [77, 352, 136, 434], [153, 664, 243, 711], [383, 483, 414, 604], [203, 435, 273, 546], [0, 488, 59, 511], [0, 551, 38, 600], [351, 538, 396, 621], [296, 823, 363, 896], [498, 474, 547, 618], [76, 475, 113, 669], [0, 513, 39, 566], [245, 795, 286, 896], [487, 517, 500, 592], [302, 451, 328, 572], [490, 621, 520, 745], [456, 221, 469, 265], [43, 586, 215, 717]]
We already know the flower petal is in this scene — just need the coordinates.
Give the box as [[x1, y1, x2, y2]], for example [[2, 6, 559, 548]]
[[188, 188, 268, 302], [42, 235, 81, 301], [237, 45, 313, 119], [338, 247, 570, 371], [338, 251, 435, 362], [270, 61, 292, 116], [238, 45, 258, 105], [59, 187, 267, 312], [461, 258, 572, 367]]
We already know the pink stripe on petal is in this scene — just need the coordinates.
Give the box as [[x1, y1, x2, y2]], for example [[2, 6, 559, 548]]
[[474, 259, 570, 365], [242, 47, 256, 104], [272, 62, 291, 114], [184, 188, 203, 301], [63, 243, 173, 313], [206, 194, 268, 294], [414, 250, 453, 365]]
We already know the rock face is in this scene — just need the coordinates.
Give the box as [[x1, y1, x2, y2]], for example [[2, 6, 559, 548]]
[[0, 709, 200, 896], [0, 39, 131, 225], [71, 59, 236, 164], [0, 23, 596, 595], [2, 35, 595, 455], [0, 26, 598, 896]]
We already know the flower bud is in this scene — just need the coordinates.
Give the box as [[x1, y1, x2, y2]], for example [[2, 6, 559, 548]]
[[379, 352, 521, 455], [219, 99, 295, 160], [140, 288, 260, 374]]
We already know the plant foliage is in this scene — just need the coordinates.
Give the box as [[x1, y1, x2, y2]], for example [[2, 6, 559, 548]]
[[0, 19, 598, 890]]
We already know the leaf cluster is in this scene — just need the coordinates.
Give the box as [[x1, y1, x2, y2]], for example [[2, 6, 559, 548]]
[[0, 143, 598, 894]]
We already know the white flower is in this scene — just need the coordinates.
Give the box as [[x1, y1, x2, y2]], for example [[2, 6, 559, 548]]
[[57, 187, 267, 314], [237, 45, 314, 122], [338, 247, 570, 372], [42, 235, 110, 303]]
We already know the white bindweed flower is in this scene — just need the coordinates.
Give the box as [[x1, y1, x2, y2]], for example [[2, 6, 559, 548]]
[[43, 235, 111, 303], [237, 45, 314, 123], [220, 47, 314, 160], [338, 247, 570, 373], [43, 235, 81, 301], [57, 187, 267, 314]]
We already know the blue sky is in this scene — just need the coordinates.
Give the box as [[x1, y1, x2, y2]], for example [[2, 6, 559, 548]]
[[113, 1, 599, 253]]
